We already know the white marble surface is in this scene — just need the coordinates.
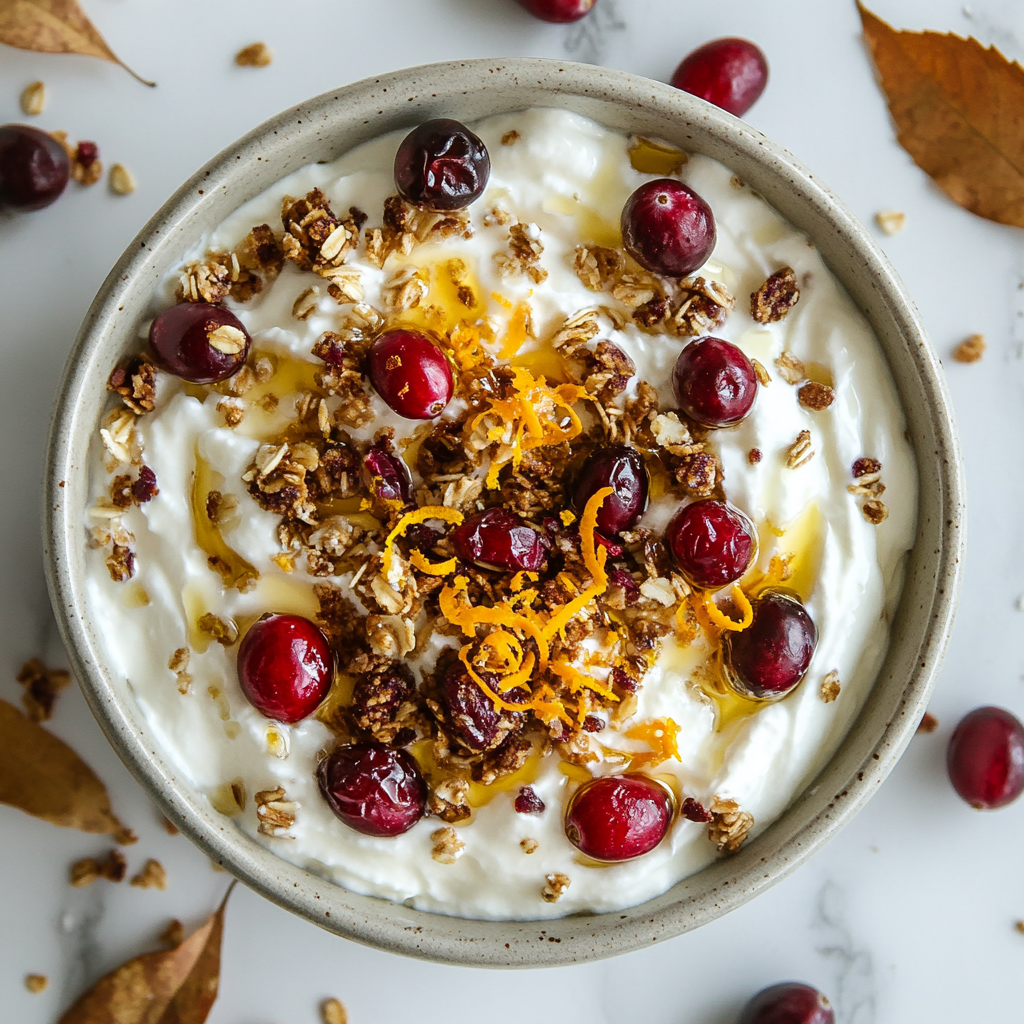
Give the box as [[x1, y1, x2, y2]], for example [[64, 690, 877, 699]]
[[1, 0, 1023, 1020]]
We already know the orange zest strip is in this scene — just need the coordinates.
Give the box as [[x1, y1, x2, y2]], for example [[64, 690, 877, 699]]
[[409, 550, 458, 576], [382, 506, 464, 581], [626, 718, 682, 763], [703, 586, 754, 631], [548, 660, 620, 702], [510, 570, 538, 593]]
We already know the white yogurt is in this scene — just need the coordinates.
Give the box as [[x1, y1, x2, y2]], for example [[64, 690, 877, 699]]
[[86, 109, 917, 919]]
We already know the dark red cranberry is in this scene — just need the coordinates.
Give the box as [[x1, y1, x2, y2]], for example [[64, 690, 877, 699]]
[[452, 508, 548, 572], [362, 442, 412, 505], [621, 178, 716, 278], [440, 662, 524, 754], [316, 743, 427, 837], [666, 499, 756, 589], [236, 614, 333, 724], [149, 302, 251, 384], [0, 124, 70, 211], [582, 715, 604, 733], [947, 707, 1024, 810], [681, 797, 711, 822], [609, 666, 639, 693], [131, 466, 158, 503], [723, 590, 817, 699], [573, 445, 649, 534], [517, 0, 595, 22], [394, 118, 490, 212], [75, 140, 99, 167], [514, 786, 545, 814], [366, 329, 454, 419], [607, 568, 641, 606], [738, 982, 834, 1024], [673, 336, 757, 428], [671, 38, 770, 118], [564, 775, 673, 861]]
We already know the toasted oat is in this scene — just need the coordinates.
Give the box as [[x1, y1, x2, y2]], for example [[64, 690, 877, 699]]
[[106, 544, 136, 583], [70, 849, 126, 887], [224, 365, 256, 396], [785, 430, 814, 469], [205, 490, 239, 526], [751, 267, 800, 323], [798, 381, 835, 411], [292, 286, 320, 320], [325, 266, 364, 305], [107, 357, 157, 415], [775, 350, 805, 384], [428, 777, 471, 823], [875, 209, 906, 235], [665, 276, 734, 336], [707, 796, 754, 852], [953, 334, 986, 363], [163, 816, 180, 835], [255, 786, 298, 837], [17, 658, 71, 723], [20, 81, 45, 115], [751, 358, 771, 386], [431, 826, 465, 864], [160, 918, 185, 947], [216, 398, 244, 428], [551, 308, 601, 353], [322, 998, 348, 1024], [501, 130, 521, 146], [25, 974, 48, 994], [820, 670, 841, 703], [573, 244, 625, 291], [131, 858, 168, 890], [541, 872, 571, 903], [495, 221, 548, 283], [382, 265, 428, 312], [917, 711, 939, 734], [208, 324, 247, 355], [235, 42, 272, 67], [197, 613, 239, 646], [109, 163, 136, 195], [520, 837, 539, 855], [862, 499, 889, 525], [167, 647, 192, 694]]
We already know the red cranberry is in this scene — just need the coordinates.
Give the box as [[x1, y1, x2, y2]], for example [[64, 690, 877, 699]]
[[666, 499, 756, 590], [367, 329, 454, 419], [236, 614, 333, 724], [738, 983, 834, 1024], [452, 507, 548, 573], [75, 140, 99, 167], [671, 38, 770, 118], [573, 445, 649, 534], [681, 797, 711, 822], [514, 786, 545, 814], [149, 302, 251, 384], [0, 124, 70, 211], [673, 336, 757, 428], [517, 0, 595, 22], [607, 568, 641, 606], [316, 743, 427, 838], [394, 118, 490, 212], [131, 466, 158, 503], [440, 662, 525, 754], [564, 775, 673, 861], [947, 707, 1024, 810], [621, 178, 716, 278], [723, 590, 817, 699], [362, 441, 412, 505]]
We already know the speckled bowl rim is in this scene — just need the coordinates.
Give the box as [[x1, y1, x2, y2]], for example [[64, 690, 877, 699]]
[[43, 58, 964, 968]]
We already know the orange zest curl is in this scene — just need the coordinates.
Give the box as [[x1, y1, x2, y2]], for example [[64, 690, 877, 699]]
[[626, 718, 682, 764], [409, 550, 458, 576], [382, 506, 464, 581], [703, 585, 754, 632]]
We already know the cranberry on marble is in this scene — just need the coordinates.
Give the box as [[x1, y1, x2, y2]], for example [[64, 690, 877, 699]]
[[573, 445, 649, 534], [564, 775, 673, 861], [367, 329, 454, 419], [947, 706, 1024, 810], [673, 336, 757, 428], [316, 743, 427, 837], [452, 507, 548, 572], [0, 124, 70, 211], [666, 499, 757, 590], [621, 178, 716, 278], [149, 302, 251, 384], [671, 38, 769, 118], [517, 0, 595, 22], [362, 442, 413, 505], [394, 118, 490, 212], [236, 614, 333, 723], [440, 661, 525, 754], [723, 590, 817, 700], [738, 982, 834, 1024]]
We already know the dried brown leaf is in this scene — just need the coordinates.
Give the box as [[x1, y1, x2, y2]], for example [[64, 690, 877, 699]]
[[0, 0, 153, 84], [0, 697, 128, 837], [859, 2, 1024, 227], [58, 886, 233, 1024]]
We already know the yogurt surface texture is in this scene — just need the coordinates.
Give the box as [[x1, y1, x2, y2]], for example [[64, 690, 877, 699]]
[[86, 108, 917, 920]]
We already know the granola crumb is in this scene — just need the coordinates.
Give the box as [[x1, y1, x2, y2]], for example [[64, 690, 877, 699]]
[[24, 974, 48, 994], [115, 826, 139, 846], [798, 381, 836, 411], [430, 826, 465, 864], [322, 998, 348, 1024], [160, 918, 184, 947], [520, 837, 539, 854], [16, 657, 71, 723], [917, 711, 939, 734], [1015, 920, 1024, 935], [235, 42, 272, 67], [953, 334, 986, 363], [820, 670, 841, 703], [785, 429, 814, 469], [862, 499, 889, 525], [20, 81, 45, 116], [501, 130, 521, 146], [748, 448, 762, 465], [255, 786, 298, 837], [774, 350, 805, 384], [541, 872, 571, 903], [751, 266, 800, 324], [875, 209, 906, 235], [751, 358, 771, 385], [109, 163, 136, 196], [70, 849, 126, 887], [707, 796, 754, 852], [197, 612, 239, 646], [130, 858, 168, 890]]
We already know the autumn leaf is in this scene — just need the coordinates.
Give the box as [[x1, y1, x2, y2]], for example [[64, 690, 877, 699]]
[[0, 697, 131, 839], [859, 2, 1024, 228], [0, 0, 153, 85], [58, 886, 234, 1024]]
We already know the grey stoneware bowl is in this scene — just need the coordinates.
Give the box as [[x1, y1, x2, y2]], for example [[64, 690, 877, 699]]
[[43, 58, 964, 967]]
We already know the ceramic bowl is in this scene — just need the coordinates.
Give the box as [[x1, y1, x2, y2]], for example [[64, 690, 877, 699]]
[[43, 58, 964, 967]]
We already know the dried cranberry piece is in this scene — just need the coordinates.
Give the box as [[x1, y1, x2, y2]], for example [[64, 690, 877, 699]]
[[517, 0, 595, 22], [394, 118, 490, 212], [131, 466, 158, 503], [573, 445, 649, 534], [316, 743, 427, 837], [582, 715, 604, 733], [607, 568, 641, 606], [362, 442, 412, 505], [75, 140, 99, 167], [947, 707, 1024, 810], [366, 329, 454, 419], [666, 499, 757, 589], [723, 590, 817, 700], [681, 797, 711, 822], [738, 982, 834, 1024], [0, 124, 70, 211], [236, 614, 333, 723], [439, 662, 526, 754], [609, 666, 638, 692], [673, 336, 757, 428], [149, 302, 251, 384], [452, 508, 548, 573], [514, 786, 545, 814], [671, 38, 769, 118], [621, 178, 716, 278], [564, 775, 673, 861]]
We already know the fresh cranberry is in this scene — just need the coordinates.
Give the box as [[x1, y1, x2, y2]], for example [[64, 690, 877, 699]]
[[673, 336, 757, 428], [723, 590, 817, 699], [236, 614, 333, 724], [0, 125, 70, 211], [514, 786, 545, 814], [131, 466, 158, 503], [362, 441, 412, 505], [452, 508, 548, 572], [564, 775, 673, 861], [517, 0, 595, 22], [316, 743, 427, 837], [671, 38, 770, 118], [667, 499, 756, 589], [738, 982, 834, 1024], [621, 178, 716, 278], [394, 118, 490, 212], [947, 707, 1024, 809], [573, 445, 649, 534], [439, 662, 524, 753], [367, 329, 454, 419], [149, 302, 251, 384]]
